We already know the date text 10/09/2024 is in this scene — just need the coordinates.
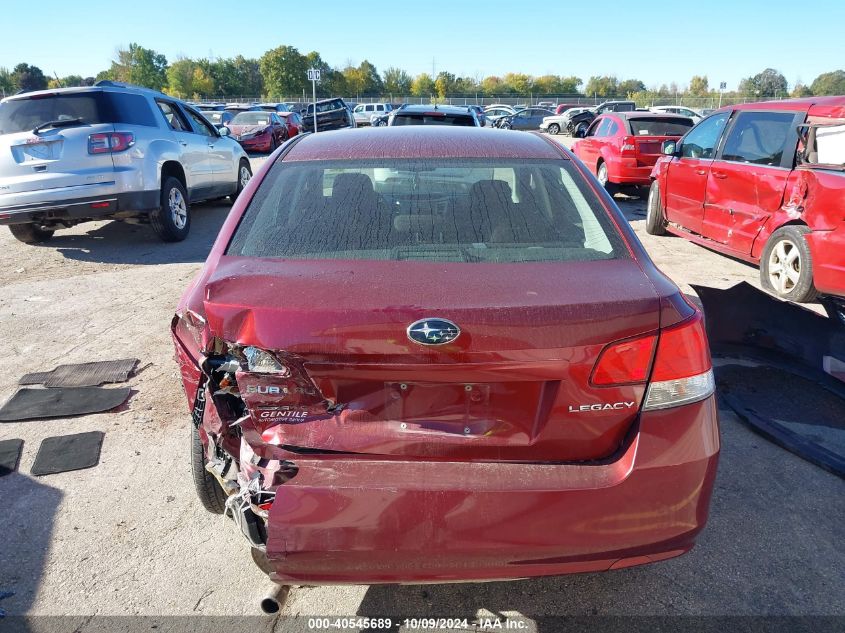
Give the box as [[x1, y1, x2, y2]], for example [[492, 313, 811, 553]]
[[306, 617, 530, 630]]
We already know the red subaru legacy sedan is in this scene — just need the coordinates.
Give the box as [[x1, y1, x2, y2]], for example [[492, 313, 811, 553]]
[[171, 126, 720, 585]]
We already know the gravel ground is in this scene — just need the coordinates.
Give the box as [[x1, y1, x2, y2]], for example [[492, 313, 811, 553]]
[[0, 142, 842, 627]]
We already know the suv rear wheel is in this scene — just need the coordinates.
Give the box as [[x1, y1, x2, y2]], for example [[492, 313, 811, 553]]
[[9, 223, 55, 244], [151, 177, 190, 242], [760, 225, 819, 303]]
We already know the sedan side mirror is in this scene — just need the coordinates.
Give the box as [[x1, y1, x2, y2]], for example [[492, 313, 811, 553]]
[[218, 126, 231, 137], [662, 139, 677, 155]]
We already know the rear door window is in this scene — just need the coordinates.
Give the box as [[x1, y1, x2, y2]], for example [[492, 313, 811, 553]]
[[720, 111, 798, 167], [227, 159, 625, 263]]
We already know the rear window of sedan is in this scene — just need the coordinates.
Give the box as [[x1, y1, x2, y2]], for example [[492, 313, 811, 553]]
[[391, 113, 476, 126], [230, 112, 272, 125], [226, 159, 625, 263], [628, 117, 694, 136]]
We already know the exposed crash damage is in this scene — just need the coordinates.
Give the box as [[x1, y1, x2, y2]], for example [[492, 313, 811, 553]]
[[171, 127, 720, 588]]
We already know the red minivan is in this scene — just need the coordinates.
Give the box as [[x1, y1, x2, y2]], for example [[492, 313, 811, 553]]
[[572, 112, 694, 195], [647, 97, 845, 302], [172, 127, 719, 587]]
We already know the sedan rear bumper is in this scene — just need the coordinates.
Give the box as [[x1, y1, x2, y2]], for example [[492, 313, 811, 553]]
[[264, 397, 720, 584], [607, 158, 655, 186]]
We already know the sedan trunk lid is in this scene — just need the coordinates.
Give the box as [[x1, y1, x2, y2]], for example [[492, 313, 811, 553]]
[[203, 256, 661, 462]]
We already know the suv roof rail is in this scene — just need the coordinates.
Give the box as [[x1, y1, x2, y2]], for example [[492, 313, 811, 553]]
[[94, 79, 152, 92]]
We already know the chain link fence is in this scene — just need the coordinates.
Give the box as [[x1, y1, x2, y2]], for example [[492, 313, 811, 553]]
[[194, 94, 788, 108]]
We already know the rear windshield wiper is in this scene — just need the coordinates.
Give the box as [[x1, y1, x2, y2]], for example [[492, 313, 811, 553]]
[[33, 118, 84, 134]]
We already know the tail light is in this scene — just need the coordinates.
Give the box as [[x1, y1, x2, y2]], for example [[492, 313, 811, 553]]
[[591, 334, 657, 386], [620, 135, 637, 155], [644, 313, 714, 410], [88, 132, 135, 154], [591, 313, 715, 410]]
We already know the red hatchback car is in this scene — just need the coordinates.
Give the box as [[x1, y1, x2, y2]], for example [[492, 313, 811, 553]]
[[647, 97, 845, 302], [572, 112, 695, 195], [171, 127, 720, 586]]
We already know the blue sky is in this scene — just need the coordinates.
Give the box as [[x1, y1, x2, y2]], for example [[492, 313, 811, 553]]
[[2, 0, 844, 90]]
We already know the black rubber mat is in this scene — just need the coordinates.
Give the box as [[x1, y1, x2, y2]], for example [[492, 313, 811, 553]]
[[31, 431, 104, 476], [0, 387, 130, 422], [19, 358, 138, 387], [716, 362, 845, 479], [0, 438, 23, 477]]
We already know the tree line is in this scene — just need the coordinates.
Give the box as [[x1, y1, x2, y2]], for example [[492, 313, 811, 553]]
[[3, 44, 845, 102]]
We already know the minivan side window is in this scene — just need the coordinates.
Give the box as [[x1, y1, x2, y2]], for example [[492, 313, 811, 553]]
[[720, 111, 797, 166], [680, 112, 729, 159]]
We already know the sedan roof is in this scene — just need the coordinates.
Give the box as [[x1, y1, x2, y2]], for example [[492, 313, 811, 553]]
[[283, 127, 566, 161]]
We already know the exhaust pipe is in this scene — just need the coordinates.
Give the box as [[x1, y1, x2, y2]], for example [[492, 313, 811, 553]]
[[259, 583, 290, 615]]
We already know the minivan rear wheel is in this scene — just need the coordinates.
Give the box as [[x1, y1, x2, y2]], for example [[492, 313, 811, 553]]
[[151, 177, 190, 242], [760, 225, 819, 303], [645, 181, 667, 235], [9, 223, 55, 244]]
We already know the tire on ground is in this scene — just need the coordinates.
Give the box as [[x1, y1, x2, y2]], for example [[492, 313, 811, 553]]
[[191, 422, 228, 514], [597, 161, 617, 196], [232, 159, 253, 200], [760, 225, 819, 303], [9, 223, 55, 244], [645, 180, 667, 235], [151, 176, 190, 242]]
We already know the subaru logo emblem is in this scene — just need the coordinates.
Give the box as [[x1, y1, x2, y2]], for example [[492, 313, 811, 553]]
[[407, 318, 461, 346]]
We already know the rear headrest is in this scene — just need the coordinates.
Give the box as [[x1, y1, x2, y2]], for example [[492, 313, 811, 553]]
[[469, 180, 513, 205], [331, 173, 374, 198], [393, 214, 437, 233]]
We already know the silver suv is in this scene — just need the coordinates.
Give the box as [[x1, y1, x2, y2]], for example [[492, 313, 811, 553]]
[[0, 81, 252, 243]]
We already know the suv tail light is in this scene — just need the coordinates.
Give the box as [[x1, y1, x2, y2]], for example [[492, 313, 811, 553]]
[[591, 313, 715, 410], [620, 135, 637, 155], [88, 132, 135, 154]]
